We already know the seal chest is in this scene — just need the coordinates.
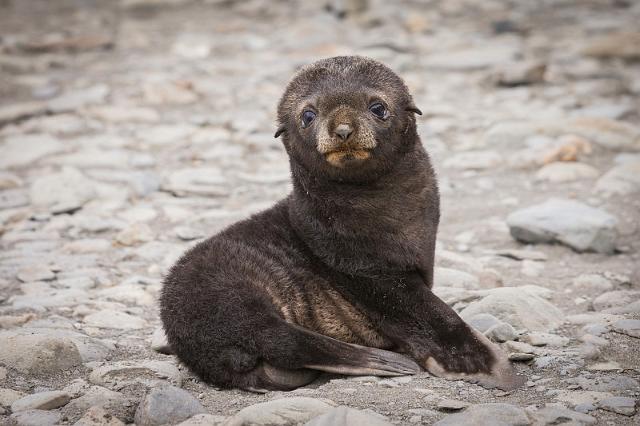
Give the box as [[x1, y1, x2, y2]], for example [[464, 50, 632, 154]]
[[160, 56, 524, 392]]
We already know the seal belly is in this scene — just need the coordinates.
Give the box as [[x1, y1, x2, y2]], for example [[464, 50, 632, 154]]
[[251, 268, 389, 348], [302, 283, 391, 348]]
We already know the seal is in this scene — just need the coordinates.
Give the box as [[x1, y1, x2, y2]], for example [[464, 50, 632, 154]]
[[160, 56, 524, 392]]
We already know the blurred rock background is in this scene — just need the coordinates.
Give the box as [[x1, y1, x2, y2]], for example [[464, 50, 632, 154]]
[[0, 0, 639, 425]]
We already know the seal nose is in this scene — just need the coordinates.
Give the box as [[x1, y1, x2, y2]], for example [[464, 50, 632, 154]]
[[334, 123, 353, 141]]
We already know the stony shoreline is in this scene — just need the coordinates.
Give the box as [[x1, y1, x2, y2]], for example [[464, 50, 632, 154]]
[[1, 0, 639, 425]]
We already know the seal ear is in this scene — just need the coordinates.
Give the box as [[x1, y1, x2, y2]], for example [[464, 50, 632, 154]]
[[274, 126, 286, 138], [405, 105, 422, 115]]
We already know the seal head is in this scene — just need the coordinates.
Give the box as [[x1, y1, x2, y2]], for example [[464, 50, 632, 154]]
[[276, 56, 422, 183]]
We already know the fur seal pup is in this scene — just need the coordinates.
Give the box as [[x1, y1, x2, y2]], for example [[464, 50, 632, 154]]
[[160, 56, 524, 392]]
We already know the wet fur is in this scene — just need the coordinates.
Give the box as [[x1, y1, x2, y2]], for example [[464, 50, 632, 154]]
[[160, 56, 523, 391]]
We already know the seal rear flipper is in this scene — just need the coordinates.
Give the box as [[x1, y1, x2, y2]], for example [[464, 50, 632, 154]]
[[243, 363, 320, 393], [304, 343, 421, 377], [263, 322, 420, 378]]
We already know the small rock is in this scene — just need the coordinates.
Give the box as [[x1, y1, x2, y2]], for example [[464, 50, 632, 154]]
[[534, 162, 599, 183], [443, 150, 503, 170], [526, 405, 596, 425], [305, 406, 392, 426], [175, 226, 204, 241], [404, 13, 430, 33], [0, 331, 82, 376], [494, 61, 546, 87], [540, 134, 593, 165], [30, 167, 96, 213], [575, 403, 596, 414], [0, 101, 47, 125], [508, 353, 535, 362], [64, 239, 112, 253], [521, 259, 544, 277], [150, 327, 173, 354], [87, 105, 160, 123], [569, 375, 639, 392], [0, 189, 30, 210], [11, 391, 71, 412], [486, 323, 518, 342], [467, 313, 504, 333], [143, 80, 198, 105], [325, 0, 369, 18], [48, 84, 110, 113], [0, 388, 25, 406], [83, 310, 147, 329], [437, 399, 469, 411], [74, 406, 126, 426], [10, 288, 90, 311], [136, 124, 197, 146], [555, 390, 614, 408], [506, 198, 618, 254], [115, 223, 154, 246], [460, 287, 564, 332], [522, 332, 569, 347], [592, 290, 640, 311], [89, 360, 182, 390], [3, 327, 109, 362], [0, 172, 23, 190], [596, 396, 636, 416], [507, 340, 536, 353], [594, 161, 640, 196], [582, 31, 640, 60], [134, 385, 206, 426], [587, 361, 621, 371], [494, 249, 547, 261], [434, 267, 479, 289], [572, 274, 614, 293], [176, 414, 227, 426], [98, 285, 154, 306], [433, 403, 530, 426], [226, 397, 336, 426], [564, 117, 640, 151], [425, 45, 518, 71], [64, 385, 128, 414], [170, 34, 211, 59], [162, 168, 228, 197], [118, 206, 158, 223], [611, 319, 640, 338], [10, 409, 61, 426], [16, 265, 55, 282], [0, 134, 65, 169]]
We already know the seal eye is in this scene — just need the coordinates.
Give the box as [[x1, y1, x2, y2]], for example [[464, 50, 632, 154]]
[[369, 102, 387, 119], [301, 110, 316, 128]]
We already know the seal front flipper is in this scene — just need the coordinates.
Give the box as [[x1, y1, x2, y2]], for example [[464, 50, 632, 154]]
[[386, 288, 525, 391], [422, 329, 525, 391]]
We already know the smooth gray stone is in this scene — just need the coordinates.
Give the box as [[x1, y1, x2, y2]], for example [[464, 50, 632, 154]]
[[305, 406, 392, 426], [434, 403, 530, 426], [134, 385, 206, 426], [506, 198, 618, 254]]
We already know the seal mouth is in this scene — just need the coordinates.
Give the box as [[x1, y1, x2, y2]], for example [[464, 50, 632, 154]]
[[325, 149, 371, 167]]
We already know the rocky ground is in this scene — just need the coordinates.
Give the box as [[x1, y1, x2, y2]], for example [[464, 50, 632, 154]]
[[1, 0, 639, 425]]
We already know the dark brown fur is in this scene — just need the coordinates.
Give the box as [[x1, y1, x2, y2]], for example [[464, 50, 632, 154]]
[[160, 56, 524, 391]]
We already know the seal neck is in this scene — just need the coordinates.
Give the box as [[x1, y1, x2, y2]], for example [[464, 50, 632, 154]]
[[287, 142, 439, 278]]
